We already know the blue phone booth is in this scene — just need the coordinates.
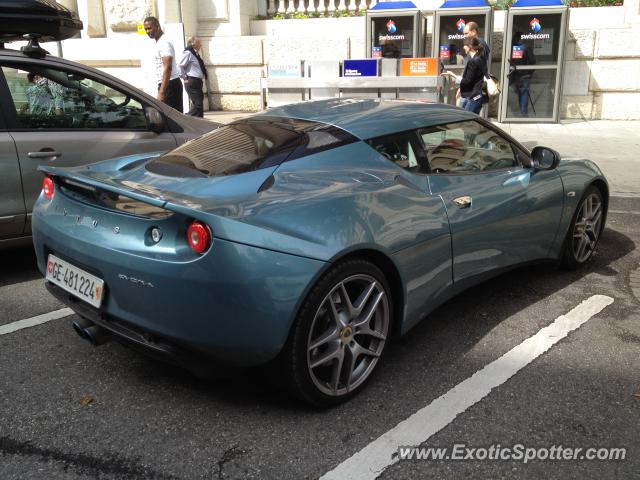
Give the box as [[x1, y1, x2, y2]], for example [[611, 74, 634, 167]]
[[366, 1, 429, 59], [498, 0, 569, 122], [433, 0, 493, 76]]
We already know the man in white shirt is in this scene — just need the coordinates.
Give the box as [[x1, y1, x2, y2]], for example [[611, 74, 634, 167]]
[[178, 36, 207, 117], [143, 16, 183, 112]]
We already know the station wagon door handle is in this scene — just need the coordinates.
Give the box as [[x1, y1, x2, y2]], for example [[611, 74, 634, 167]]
[[28, 149, 62, 160], [453, 196, 472, 208]]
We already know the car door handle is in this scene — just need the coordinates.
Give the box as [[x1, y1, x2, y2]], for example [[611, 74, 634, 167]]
[[28, 149, 62, 160], [453, 196, 472, 208]]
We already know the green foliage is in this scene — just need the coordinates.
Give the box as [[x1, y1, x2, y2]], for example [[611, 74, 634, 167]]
[[487, 0, 515, 9], [486, 0, 621, 7], [262, 9, 369, 20], [564, 0, 622, 6]]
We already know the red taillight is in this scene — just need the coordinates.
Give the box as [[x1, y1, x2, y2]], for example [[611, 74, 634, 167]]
[[42, 176, 55, 200], [187, 221, 212, 254]]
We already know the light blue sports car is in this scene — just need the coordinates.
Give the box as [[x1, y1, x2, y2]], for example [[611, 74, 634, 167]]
[[32, 99, 608, 406]]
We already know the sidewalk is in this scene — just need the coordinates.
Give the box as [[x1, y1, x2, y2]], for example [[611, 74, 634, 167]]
[[203, 111, 640, 197]]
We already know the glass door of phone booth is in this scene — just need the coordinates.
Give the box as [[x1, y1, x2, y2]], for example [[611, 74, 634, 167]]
[[366, 2, 426, 59], [433, 0, 493, 110], [499, 0, 568, 122], [433, 1, 492, 75]]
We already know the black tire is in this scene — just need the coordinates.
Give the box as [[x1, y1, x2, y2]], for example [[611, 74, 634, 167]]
[[561, 185, 605, 269], [280, 259, 392, 407]]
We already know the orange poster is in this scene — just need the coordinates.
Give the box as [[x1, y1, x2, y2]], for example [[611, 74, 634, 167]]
[[399, 58, 438, 76]]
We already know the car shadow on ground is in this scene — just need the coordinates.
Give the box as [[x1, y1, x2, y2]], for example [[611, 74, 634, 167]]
[[0, 245, 40, 288], [108, 226, 635, 412]]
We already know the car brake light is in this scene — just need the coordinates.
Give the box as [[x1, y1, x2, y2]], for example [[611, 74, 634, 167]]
[[187, 221, 212, 254], [42, 176, 55, 200]]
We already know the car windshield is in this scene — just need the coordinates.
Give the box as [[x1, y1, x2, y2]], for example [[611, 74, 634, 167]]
[[145, 117, 357, 178]]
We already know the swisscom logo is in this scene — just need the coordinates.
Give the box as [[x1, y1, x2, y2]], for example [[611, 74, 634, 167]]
[[379, 19, 405, 41], [520, 17, 550, 40], [387, 20, 397, 33], [447, 18, 466, 40], [530, 17, 541, 33]]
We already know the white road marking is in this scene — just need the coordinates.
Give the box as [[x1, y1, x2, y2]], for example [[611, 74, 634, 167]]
[[321, 295, 614, 480], [0, 308, 74, 336]]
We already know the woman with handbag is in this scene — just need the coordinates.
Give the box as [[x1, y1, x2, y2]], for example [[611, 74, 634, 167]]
[[442, 37, 488, 115]]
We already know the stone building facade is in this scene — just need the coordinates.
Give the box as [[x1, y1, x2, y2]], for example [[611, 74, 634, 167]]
[[53, 0, 640, 119]]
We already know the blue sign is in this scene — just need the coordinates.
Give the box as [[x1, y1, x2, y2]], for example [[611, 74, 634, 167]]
[[343, 59, 378, 77]]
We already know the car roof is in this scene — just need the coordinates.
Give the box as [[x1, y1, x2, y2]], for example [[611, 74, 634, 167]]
[[255, 98, 477, 140]]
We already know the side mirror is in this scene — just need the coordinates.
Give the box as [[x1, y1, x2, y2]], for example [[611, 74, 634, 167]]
[[531, 146, 560, 171], [145, 106, 165, 134]]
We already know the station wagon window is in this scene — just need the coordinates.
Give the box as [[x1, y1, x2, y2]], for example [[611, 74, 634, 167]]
[[1, 65, 147, 130], [419, 120, 517, 173]]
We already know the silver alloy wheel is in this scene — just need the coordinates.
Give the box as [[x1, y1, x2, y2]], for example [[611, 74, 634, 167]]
[[572, 192, 603, 263], [306, 274, 390, 397]]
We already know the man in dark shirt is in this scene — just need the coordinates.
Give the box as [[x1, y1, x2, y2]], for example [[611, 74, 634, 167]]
[[463, 21, 490, 64]]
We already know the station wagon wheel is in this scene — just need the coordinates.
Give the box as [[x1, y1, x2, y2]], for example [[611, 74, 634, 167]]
[[562, 186, 605, 269], [282, 260, 392, 407]]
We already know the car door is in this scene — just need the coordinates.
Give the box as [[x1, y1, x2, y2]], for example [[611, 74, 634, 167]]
[[419, 119, 564, 284], [0, 109, 24, 239], [0, 61, 179, 232], [366, 130, 454, 328]]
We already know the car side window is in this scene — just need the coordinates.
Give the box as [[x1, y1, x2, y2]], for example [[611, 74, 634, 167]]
[[1, 65, 147, 130], [419, 120, 517, 174], [367, 132, 428, 174]]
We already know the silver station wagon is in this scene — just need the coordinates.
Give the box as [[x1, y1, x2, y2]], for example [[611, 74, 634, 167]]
[[0, 0, 218, 247]]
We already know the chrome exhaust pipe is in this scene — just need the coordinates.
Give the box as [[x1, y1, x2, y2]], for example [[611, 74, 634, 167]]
[[72, 317, 92, 340], [82, 325, 112, 346], [71, 318, 112, 346]]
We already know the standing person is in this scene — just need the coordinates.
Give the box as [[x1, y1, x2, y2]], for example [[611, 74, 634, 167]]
[[26, 72, 64, 116], [463, 21, 490, 65], [143, 16, 183, 112], [179, 36, 207, 117], [443, 37, 487, 115], [509, 32, 536, 117]]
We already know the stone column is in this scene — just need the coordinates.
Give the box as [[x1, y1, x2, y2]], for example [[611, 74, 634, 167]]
[[57, 0, 79, 14], [623, 0, 640, 24], [82, 0, 106, 37], [157, 0, 183, 24], [181, 0, 199, 39]]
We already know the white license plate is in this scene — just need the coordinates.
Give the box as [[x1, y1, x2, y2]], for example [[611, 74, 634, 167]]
[[46, 254, 104, 308]]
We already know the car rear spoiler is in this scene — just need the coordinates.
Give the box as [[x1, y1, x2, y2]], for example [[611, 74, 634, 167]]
[[39, 165, 169, 209]]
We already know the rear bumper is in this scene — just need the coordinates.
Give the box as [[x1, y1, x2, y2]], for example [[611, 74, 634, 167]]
[[33, 199, 326, 368], [46, 281, 235, 374]]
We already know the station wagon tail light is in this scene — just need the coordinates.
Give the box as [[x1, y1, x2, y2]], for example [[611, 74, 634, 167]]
[[42, 176, 55, 201], [187, 221, 212, 254]]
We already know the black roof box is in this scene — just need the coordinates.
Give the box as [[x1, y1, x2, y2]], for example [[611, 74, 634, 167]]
[[0, 0, 83, 43]]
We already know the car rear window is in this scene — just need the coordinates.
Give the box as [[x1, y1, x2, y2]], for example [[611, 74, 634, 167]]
[[145, 116, 357, 177]]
